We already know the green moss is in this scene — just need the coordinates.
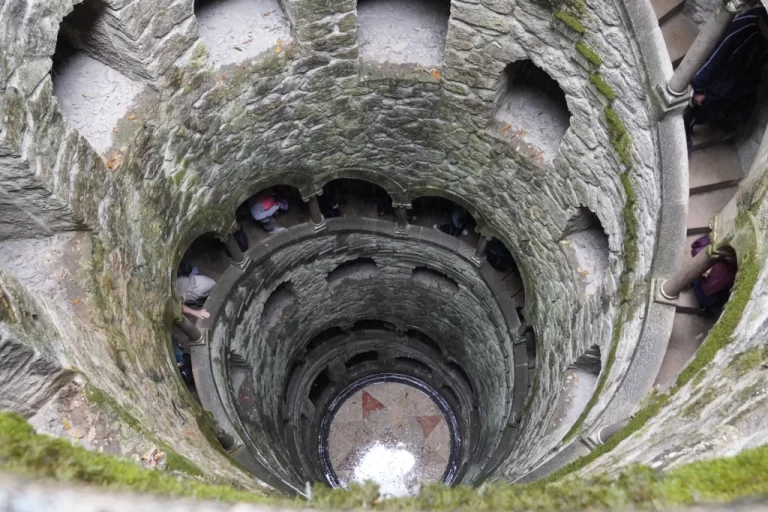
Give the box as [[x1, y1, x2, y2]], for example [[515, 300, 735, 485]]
[[84, 385, 144, 434], [0, 287, 15, 323], [0, 412, 275, 503], [310, 442, 768, 509], [588, 73, 616, 101], [575, 41, 602, 67], [547, 394, 669, 482], [727, 345, 768, 377], [682, 387, 718, 418], [554, 11, 585, 33], [657, 442, 768, 504], [620, 172, 639, 274], [673, 251, 760, 391], [164, 449, 204, 477], [172, 167, 187, 186], [605, 107, 633, 168], [193, 43, 207, 59]]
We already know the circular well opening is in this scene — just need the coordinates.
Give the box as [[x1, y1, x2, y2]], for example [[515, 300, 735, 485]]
[[319, 374, 461, 496]]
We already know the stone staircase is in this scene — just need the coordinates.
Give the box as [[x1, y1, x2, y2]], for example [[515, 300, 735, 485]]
[[652, 0, 744, 388]]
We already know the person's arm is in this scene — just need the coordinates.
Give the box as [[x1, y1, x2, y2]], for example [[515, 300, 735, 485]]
[[182, 305, 210, 319], [691, 17, 758, 94]]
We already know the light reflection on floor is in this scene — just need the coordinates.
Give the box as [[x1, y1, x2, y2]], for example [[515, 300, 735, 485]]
[[327, 382, 450, 497]]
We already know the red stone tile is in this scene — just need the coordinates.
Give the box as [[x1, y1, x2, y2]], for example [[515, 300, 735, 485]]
[[362, 390, 385, 418], [414, 415, 442, 438]]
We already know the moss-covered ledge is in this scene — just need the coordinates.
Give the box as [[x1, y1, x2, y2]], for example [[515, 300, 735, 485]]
[[5, 410, 768, 510], [0, 412, 280, 503]]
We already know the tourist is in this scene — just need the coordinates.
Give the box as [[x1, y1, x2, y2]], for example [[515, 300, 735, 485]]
[[176, 262, 215, 319], [250, 189, 287, 233], [690, 235, 737, 310], [684, 7, 768, 148], [434, 206, 468, 236]]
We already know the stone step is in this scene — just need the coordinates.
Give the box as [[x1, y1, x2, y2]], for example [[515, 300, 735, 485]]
[[654, 311, 716, 389], [687, 186, 738, 234], [676, 288, 703, 314], [691, 124, 737, 151], [652, 0, 686, 24], [689, 142, 743, 194], [661, 13, 699, 67]]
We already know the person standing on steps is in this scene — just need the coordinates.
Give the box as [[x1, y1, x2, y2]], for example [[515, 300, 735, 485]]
[[176, 262, 214, 320], [250, 189, 288, 233], [684, 6, 768, 150], [690, 235, 737, 312], [434, 206, 469, 236]]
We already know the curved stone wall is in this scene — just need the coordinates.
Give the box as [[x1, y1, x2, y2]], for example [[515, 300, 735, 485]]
[[0, 0, 683, 491], [203, 219, 517, 488]]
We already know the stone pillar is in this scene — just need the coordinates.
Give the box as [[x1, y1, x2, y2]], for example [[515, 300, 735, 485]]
[[176, 316, 203, 344], [660, 245, 718, 299], [669, 2, 740, 95], [394, 206, 408, 233], [216, 430, 237, 452], [307, 195, 326, 232], [471, 236, 490, 266], [594, 418, 630, 445], [221, 236, 246, 268], [658, 0, 745, 112]]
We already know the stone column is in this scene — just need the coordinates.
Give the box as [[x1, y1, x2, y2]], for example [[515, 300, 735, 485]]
[[660, 245, 718, 299], [659, 0, 745, 112], [307, 195, 326, 232], [221, 236, 246, 268], [669, 2, 741, 95], [594, 418, 630, 445], [176, 316, 203, 344], [394, 206, 408, 233], [216, 429, 237, 452], [471, 236, 490, 266]]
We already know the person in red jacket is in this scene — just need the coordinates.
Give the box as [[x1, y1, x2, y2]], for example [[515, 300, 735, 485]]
[[690, 235, 737, 310]]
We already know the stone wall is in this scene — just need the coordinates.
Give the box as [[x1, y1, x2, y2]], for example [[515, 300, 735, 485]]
[[0, 0, 665, 487], [210, 229, 514, 487], [683, 0, 719, 26]]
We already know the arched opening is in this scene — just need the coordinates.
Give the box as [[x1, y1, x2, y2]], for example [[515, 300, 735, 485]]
[[356, 0, 450, 67], [345, 351, 379, 369], [52, 0, 141, 153], [559, 207, 609, 296], [493, 60, 570, 163], [193, 0, 292, 67], [409, 196, 477, 243], [170, 232, 226, 400], [447, 360, 474, 395], [304, 326, 347, 354], [259, 282, 299, 343], [327, 257, 379, 287], [309, 369, 332, 404], [229, 350, 257, 425], [236, 185, 307, 247], [411, 266, 459, 296], [318, 178, 393, 221], [547, 345, 601, 434]]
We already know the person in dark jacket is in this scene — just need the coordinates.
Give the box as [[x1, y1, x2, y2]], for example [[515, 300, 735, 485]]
[[684, 7, 768, 148]]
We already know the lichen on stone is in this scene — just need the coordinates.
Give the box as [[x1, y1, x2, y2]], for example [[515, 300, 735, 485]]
[[554, 11, 585, 34], [0, 412, 275, 503], [605, 107, 633, 168], [588, 73, 616, 101], [575, 42, 602, 67]]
